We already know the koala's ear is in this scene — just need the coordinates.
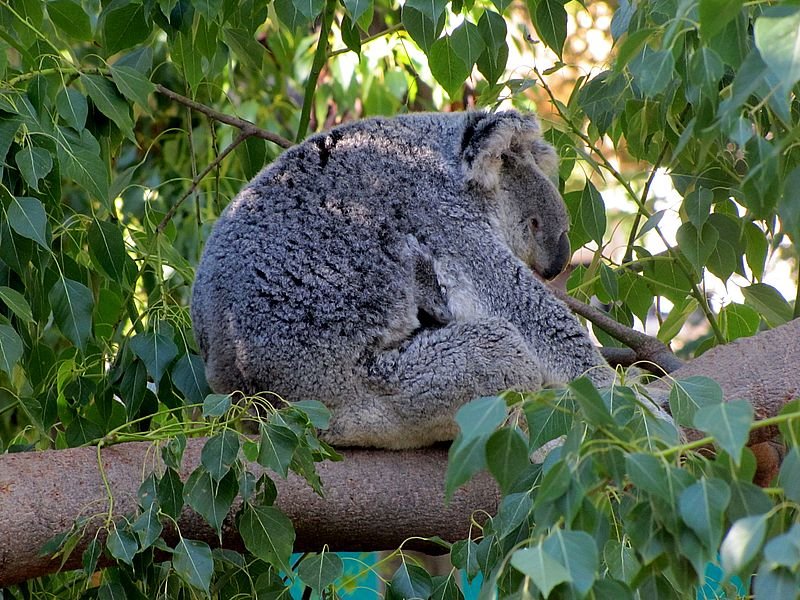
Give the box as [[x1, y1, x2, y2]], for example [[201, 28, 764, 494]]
[[460, 111, 551, 188]]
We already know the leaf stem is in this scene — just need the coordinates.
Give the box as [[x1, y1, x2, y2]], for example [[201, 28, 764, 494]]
[[296, 0, 338, 142]]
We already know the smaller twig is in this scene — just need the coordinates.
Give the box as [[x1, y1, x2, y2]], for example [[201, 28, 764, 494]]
[[154, 84, 293, 149], [329, 24, 405, 58], [550, 285, 684, 374], [156, 131, 251, 234], [296, 0, 338, 142]]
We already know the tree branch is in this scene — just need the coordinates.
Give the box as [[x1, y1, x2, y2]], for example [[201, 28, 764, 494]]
[[0, 444, 496, 587], [156, 131, 251, 234], [1, 320, 798, 585], [154, 84, 294, 149], [548, 285, 684, 374]]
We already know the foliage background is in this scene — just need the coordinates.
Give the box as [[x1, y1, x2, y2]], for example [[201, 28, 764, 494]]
[[1, 0, 800, 597]]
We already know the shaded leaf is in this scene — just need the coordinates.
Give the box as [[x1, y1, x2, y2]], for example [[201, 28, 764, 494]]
[[485, 428, 528, 494], [0, 286, 33, 322], [129, 324, 178, 384], [720, 513, 768, 576], [173, 538, 213, 594], [79, 74, 134, 140], [47, 0, 92, 40], [15, 147, 52, 191], [258, 423, 299, 478], [298, 552, 344, 591], [110, 65, 155, 110], [203, 393, 231, 418], [8, 196, 48, 249], [511, 545, 570, 597], [0, 324, 24, 376], [693, 399, 753, 466], [668, 376, 723, 427], [201, 430, 240, 481], [678, 477, 731, 549], [172, 353, 211, 406], [183, 468, 237, 533], [49, 278, 94, 352], [106, 524, 138, 565], [238, 504, 296, 573]]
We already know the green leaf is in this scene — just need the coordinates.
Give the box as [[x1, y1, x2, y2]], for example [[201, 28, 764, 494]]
[[238, 504, 296, 573], [755, 6, 800, 91], [456, 396, 507, 441], [131, 503, 163, 550], [485, 428, 528, 494], [203, 393, 231, 418], [292, 0, 324, 19], [753, 564, 799, 599], [529, 0, 567, 59], [183, 468, 237, 533], [445, 435, 488, 499], [129, 324, 179, 384], [429, 36, 471, 98], [273, 0, 311, 31], [603, 540, 641, 585], [110, 65, 154, 110], [79, 74, 134, 141], [106, 524, 138, 565], [778, 447, 800, 503], [49, 278, 94, 352], [763, 523, 800, 569], [0, 324, 24, 376], [565, 181, 606, 247], [194, 0, 223, 20], [693, 400, 753, 466], [343, 0, 370, 24], [257, 423, 299, 478], [629, 47, 675, 97], [475, 10, 508, 85], [87, 219, 127, 283], [173, 538, 213, 594], [82, 538, 101, 575], [657, 297, 698, 343], [541, 530, 598, 596], [625, 453, 672, 501], [171, 353, 211, 406], [405, 0, 446, 24], [450, 21, 485, 69], [8, 196, 49, 249], [55, 127, 110, 206], [100, 0, 150, 55], [47, 0, 92, 40], [157, 468, 184, 519], [431, 573, 465, 600], [292, 399, 331, 429], [720, 513, 768, 576], [678, 477, 731, 549], [741, 283, 793, 328], [389, 562, 433, 600], [683, 188, 713, 229], [201, 430, 240, 481], [494, 491, 533, 536], [668, 376, 723, 428], [698, 0, 742, 40], [451, 539, 480, 580], [14, 146, 52, 191], [298, 552, 344, 591], [569, 376, 614, 427], [533, 460, 571, 506], [719, 303, 760, 342], [676, 222, 718, 275], [524, 392, 574, 451], [511, 545, 571, 597], [0, 286, 33, 322]]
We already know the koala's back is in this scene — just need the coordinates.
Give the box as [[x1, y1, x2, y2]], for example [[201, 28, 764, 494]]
[[192, 113, 474, 396]]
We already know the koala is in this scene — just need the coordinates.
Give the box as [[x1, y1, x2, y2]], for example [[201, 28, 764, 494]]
[[191, 110, 615, 448]]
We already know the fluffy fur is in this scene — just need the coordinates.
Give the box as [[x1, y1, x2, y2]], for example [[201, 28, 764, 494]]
[[191, 111, 613, 448]]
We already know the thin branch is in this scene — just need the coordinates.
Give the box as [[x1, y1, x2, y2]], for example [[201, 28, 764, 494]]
[[297, 0, 338, 142], [154, 84, 293, 149], [156, 131, 252, 234], [329, 24, 405, 58], [549, 284, 684, 374], [532, 65, 724, 344]]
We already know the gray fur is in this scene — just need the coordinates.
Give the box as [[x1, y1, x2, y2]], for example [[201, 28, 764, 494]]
[[191, 110, 613, 448]]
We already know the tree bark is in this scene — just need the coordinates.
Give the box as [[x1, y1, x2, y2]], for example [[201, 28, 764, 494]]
[[0, 443, 497, 587], [0, 319, 798, 586]]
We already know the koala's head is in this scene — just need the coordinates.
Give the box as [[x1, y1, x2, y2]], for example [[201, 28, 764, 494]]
[[460, 111, 571, 280]]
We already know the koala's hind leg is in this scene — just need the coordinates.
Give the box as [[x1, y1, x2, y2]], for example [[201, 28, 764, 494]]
[[323, 317, 543, 448]]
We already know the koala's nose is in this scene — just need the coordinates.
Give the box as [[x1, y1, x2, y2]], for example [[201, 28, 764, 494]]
[[541, 231, 571, 280]]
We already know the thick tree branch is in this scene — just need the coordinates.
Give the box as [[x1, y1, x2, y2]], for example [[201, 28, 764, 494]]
[[1, 320, 799, 585], [0, 444, 497, 587]]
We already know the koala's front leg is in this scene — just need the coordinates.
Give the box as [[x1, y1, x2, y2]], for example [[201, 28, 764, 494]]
[[322, 318, 543, 448], [442, 246, 614, 388]]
